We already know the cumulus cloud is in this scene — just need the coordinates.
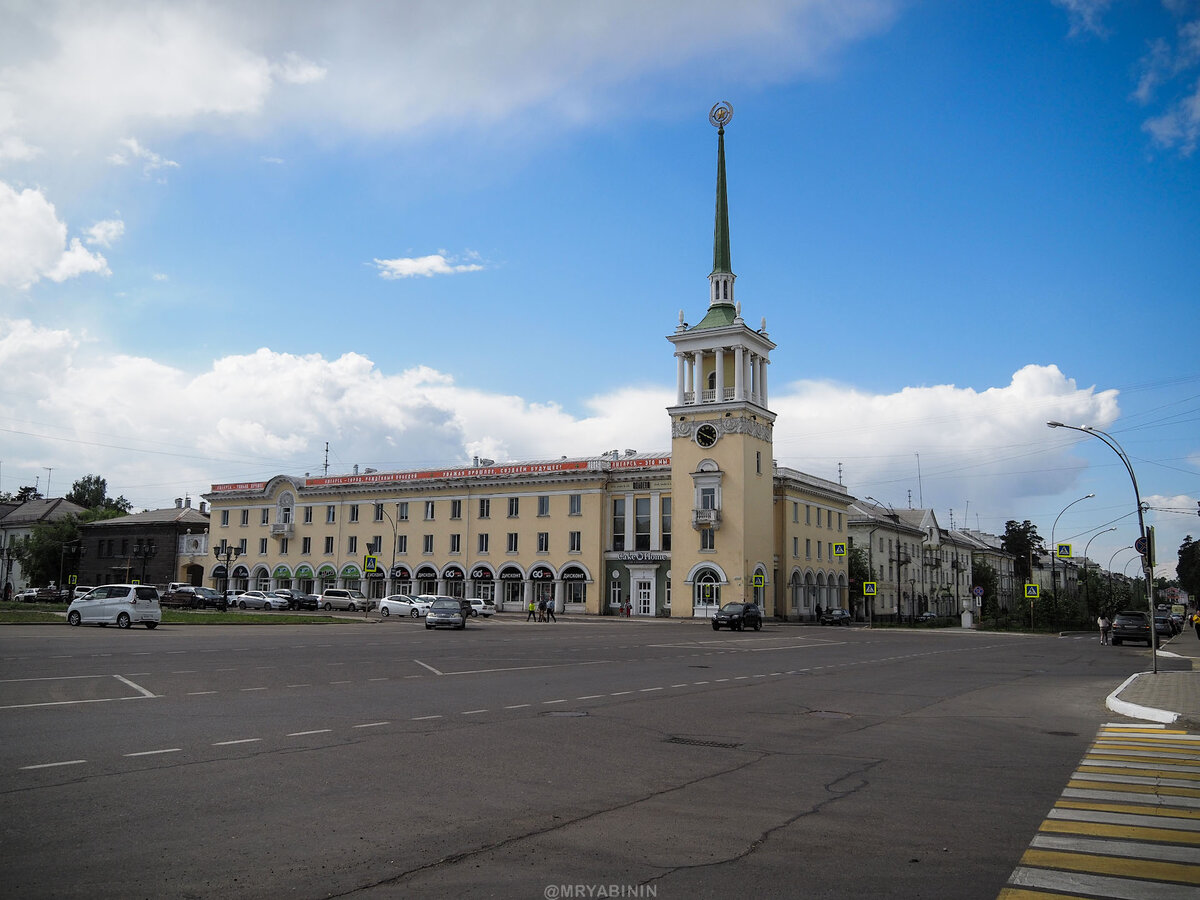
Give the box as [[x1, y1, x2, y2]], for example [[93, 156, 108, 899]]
[[373, 252, 485, 279], [0, 1, 898, 154], [0, 317, 1137, 525], [107, 137, 180, 177], [1052, 0, 1115, 37], [0, 181, 109, 288], [0, 135, 40, 164], [85, 218, 125, 247]]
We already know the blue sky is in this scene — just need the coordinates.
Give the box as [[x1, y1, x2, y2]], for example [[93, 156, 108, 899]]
[[1, 0, 1197, 579]]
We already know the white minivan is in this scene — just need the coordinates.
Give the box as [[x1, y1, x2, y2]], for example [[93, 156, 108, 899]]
[[318, 588, 367, 611], [67, 584, 162, 629]]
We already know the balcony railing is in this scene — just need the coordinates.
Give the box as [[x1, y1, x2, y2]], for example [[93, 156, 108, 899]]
[[692, 508, 722, 530], [270, 522, 294, 537]]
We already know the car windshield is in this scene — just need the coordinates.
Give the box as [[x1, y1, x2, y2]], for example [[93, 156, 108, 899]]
[[719, 603, 745, 613], [431, 599, 458, 610]]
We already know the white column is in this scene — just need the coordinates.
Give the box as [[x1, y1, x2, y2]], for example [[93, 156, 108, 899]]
[[692, 350, 704, 397], [676, 354, 686, 405], [734, 346, 745, 400], [715, 348, 725, 401], [745, 352, 755, 403], [760, 358, 768, 408], [650, 491, 661, 551]]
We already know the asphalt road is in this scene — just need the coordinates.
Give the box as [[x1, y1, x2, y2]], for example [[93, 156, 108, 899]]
[[0, 617, 1173, 899]]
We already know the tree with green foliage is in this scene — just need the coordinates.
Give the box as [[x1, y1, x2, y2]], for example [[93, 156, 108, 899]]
[[847, 544, 871, 616], [11, 517, 82, 589], [1002, 520, 1044, 583], [1178, 535, 1200, 600], [65, 474, 132, 514], [972, 559, 999, 620]]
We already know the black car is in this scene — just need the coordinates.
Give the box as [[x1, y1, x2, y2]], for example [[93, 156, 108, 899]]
[[821, 608, 852, 626], [1153, 615, 1175, 639], [1111, 610, 1152, 646], [712, 602, 763, 632]]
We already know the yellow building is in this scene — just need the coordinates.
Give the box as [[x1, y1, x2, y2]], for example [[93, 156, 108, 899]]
[[201, 107, 851, 619]]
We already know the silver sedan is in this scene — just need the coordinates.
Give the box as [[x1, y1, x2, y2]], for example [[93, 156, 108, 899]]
[[378, 594, 431, 618]]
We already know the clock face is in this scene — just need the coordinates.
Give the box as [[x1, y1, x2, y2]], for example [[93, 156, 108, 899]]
[[696, 424, 718, 448]]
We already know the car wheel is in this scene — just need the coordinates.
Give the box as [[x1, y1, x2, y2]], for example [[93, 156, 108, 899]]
[[381, 606, 390, 617], [410, 609, 420, 618], [754, 621, 762, 631], [117, 612, 131, 629], [239, 601, 247, 609], [471, 609, 479, 617], [324, 602, 332, 611], [145, 622, 157, 629], [712, 623, 720, 630], [67, 610, 81, 626], [348, 603, 357, 612]]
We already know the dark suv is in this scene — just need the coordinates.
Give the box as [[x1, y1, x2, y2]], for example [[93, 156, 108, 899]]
[[712, 602, 763, 632], [1111, 610, 1152, 646]]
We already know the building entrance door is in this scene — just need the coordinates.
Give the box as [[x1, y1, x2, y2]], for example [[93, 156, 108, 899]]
[[636, 580, 652, 616]]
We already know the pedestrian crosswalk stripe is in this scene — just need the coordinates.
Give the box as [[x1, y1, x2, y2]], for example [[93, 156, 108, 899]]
[[1001, 724, 1200, 898]]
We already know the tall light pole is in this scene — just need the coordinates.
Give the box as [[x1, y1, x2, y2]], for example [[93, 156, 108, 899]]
[[1107, 546, 1135, 611], [1082, 527, 1117, 621], [1048, 422, 1158, 672], [1051, 493, 1093, 608], [377, 502, 399, 596], [213, 543, 242, 611]]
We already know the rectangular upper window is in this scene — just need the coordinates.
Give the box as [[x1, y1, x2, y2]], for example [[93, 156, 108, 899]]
[[397, 502, 409, 521], [538, 495, 550, 517], [326, 505, 336, 524], [569, 494, 582, 516], [479, 498, 490, 519], [424, 500, 435, 520], [303, 506, 313, 524], [450, 499, 462, 520], [508, 497, 519, 518]]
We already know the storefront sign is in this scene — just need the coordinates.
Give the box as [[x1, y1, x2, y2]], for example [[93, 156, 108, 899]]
[[295, 565, 314, 578], [390, 565, 410, 579], [530, 567, 554, 581], [210, 481, 268, 493], [561, 568, 587, 581], [470, 567, 494, 580], [498, 568, 524, 581], [442, 567, 464, 580], [616, 552, 669, 562], [609, 456, 671, 469]]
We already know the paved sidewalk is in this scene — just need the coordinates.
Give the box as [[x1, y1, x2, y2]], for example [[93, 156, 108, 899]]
[[1108, 627, 1200, 729]]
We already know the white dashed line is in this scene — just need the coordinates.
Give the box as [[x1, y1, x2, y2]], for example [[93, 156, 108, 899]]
[[286, 730, 331, 737], [125, 748, 181, 757], [462, 709, 488, 715], [213, 739, 261, 746], [354, 722, 389, 729], [412, 715, 442, 721], [187, 691, 218, 696], [504, 704, 531, 709], [576, 694, 603, 700], [543, 699, 568, 704], [20, 760, 86, 770]]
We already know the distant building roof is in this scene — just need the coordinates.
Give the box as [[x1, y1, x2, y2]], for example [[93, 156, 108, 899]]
[[0, 498, 89, 527], [86, 507, 211, 529]]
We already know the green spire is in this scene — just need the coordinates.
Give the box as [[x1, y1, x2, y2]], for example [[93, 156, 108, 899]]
[[711, 124, 732, 276]]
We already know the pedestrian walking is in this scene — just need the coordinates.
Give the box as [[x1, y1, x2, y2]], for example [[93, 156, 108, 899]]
[[1193, 611, 1200, 640], [1097, 615, 1110, 645], [526, 599, 537, 622], [537, 598, 547, 622], [545, 598, 556, 623]]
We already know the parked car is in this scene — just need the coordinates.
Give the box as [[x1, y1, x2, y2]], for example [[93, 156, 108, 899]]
[[236, 590, 275, 610], [66, 584, 161, 629], [425, 596, 466, 630], [467, 598, 496, 617], [224, 589, 245, 606], [290, 592, 320, 611], [319, 588, 367, 611], [1153, 615, 1176, 639], [73, 586, 94, 600], [821, 608, 853, 626], [1111, 610, 1152, 646], [378, 594, 431, 618], [417, 594, 472, 622], [712, 602, 763, 632], [916, 610, 939, 623], [15, 588, 39, 602]]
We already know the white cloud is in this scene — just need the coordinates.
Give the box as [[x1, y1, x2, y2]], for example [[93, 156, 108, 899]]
[[272, 51, 326, 85], [0, 181, 108, 288], [373, 252, 485, 279], [0, 318, 1141, 531], [0, 1, 898, 153], [1144, 76, 1200, 155], [0, 135, 40, 164], [152, 272, 169, 282], [85, 218, 124, 247], [107, 137, 180, 177], [1052, 0, 1115, 37]]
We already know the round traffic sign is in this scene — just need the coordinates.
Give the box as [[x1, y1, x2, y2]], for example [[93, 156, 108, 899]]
[[1135, 536, 1148, 555]]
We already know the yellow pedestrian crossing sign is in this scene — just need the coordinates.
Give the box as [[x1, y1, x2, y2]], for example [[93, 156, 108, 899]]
[[1025, 584, 1039, 599], [1055, 543, 1071, 559], [832, 542, 847, 557], [863, 582, 877, 596], [752, 574, 765, 587], [363, 555, 379, 574]]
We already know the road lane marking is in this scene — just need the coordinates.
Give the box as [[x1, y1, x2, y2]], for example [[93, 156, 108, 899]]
[[462, 709, 488, 715], [353, 722, 389, 728], [125, 749, 181, 757], [286, 729, 332, 736], [413, 659, 443, 676], [20, 760, 87, 770], [504, 704, 530, 709], [543, 699, 568, 704], [187, 691, 218, 696], [412, 715, 442, 720], [214, 739, 262, 746]]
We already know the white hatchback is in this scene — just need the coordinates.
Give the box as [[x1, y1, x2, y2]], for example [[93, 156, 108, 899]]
[[67, 584, 161, 630], [378, 594, 431, 618]]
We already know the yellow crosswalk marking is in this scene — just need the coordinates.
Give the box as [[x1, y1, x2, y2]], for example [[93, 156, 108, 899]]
[[1020, 847, 1200, 883]]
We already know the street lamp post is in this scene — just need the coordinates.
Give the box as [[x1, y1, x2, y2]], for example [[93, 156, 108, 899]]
[[1107, 546, 1135, 611], [1083, 527, 1118, 621], [1048, 422, 1158, 673], [132, 539, 156, 584], [377, 503, 399, 596], [1051, 493, 1094, 609], [213, 543, 242, 611], [58, 539, 84, 599]]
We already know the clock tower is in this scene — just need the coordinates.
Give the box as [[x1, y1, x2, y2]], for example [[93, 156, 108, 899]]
[[667, 102, 777, 618]]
